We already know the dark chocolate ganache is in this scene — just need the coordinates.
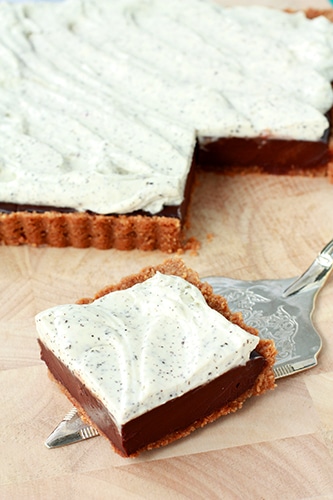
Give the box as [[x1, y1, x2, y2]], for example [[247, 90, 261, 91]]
[[39, 340, 266, 457]]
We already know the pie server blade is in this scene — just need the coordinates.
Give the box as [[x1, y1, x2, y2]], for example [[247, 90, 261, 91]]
[[45, 238, 333, 448]]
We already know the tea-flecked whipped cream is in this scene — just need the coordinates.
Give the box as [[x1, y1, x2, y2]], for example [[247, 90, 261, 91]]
[[36, 272, 259, 427], [2, 0, 333, 214]]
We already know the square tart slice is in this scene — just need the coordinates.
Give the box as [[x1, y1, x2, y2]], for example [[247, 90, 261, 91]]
[[36, 259, 276, 457]]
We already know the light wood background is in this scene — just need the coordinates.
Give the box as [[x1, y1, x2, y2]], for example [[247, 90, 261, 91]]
[[1, 0, 333, 498]]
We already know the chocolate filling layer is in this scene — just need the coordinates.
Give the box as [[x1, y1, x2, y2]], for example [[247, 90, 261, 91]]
[[198, 131, 331, 174], [39, 340, 266, 457]]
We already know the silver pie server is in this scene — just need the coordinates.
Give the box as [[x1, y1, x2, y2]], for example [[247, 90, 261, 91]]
[[45, 238, 333, 448], [45, 407, 99, 448]]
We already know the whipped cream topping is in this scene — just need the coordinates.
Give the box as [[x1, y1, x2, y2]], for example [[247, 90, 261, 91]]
[[1, 0, 333, 214], [36, 272, 259, 427]]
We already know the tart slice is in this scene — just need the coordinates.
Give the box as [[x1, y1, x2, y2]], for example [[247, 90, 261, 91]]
[[36, 259, 276, 457]]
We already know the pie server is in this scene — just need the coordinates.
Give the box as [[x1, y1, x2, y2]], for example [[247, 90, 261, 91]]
[[45, 238, 333, 448]]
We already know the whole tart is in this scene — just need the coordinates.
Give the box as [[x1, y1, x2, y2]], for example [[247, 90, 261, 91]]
[[36, 259, 276, 457], [1, 1, 333, 251]]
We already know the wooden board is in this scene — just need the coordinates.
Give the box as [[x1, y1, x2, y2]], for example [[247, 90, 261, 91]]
[[1, 1, 333, 497]]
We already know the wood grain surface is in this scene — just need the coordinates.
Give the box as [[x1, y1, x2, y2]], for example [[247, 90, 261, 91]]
[[1, 1, 333, 498]]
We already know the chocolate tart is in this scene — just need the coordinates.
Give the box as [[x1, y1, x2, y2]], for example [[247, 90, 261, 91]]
[[37, 259, 276, 457], [1, 4, 333, 252]]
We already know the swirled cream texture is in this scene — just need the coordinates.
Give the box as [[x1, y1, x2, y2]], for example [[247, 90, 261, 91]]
[[36, 272, 259, 427], [1, 0, 333, 214]]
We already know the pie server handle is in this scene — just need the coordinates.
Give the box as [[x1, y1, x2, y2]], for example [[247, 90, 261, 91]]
[[282, 238, 333, 298]]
